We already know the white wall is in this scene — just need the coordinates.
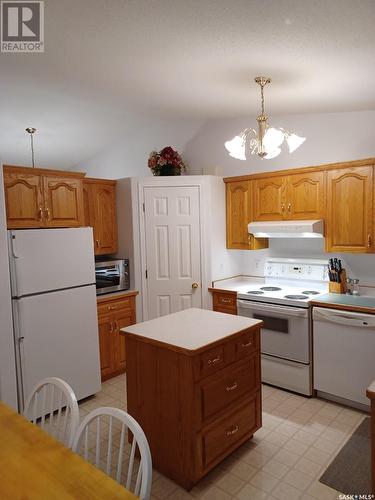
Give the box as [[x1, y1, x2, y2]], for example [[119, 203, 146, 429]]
[[184, 109, 375, 286], [73, 115, 202, 179], [184, 110, 375, 176], [0, 166, 18, 408]]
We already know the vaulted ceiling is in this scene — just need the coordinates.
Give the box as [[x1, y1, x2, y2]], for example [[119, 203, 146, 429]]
[[1, 0, 374, 166]]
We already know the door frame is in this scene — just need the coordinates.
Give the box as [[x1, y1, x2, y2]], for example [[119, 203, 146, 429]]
[[137, 177, 210, 321]]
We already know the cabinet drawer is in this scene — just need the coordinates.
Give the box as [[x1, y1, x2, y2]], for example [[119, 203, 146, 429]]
[[234, 329, 258, 360], [213, 293, 237, 310], [97, 297, 133, 316], [198, 345, 225, 378], [201, 394, 260, 468], [200, 355, 260, 421]]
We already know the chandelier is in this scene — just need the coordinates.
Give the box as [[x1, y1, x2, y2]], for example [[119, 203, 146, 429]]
[[224, 77, 306, 160]]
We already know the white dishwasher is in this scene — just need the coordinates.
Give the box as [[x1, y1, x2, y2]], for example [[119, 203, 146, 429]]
[[313, 306, 375, 409]]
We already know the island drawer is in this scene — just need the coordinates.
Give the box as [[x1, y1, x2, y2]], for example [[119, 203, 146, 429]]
[[234, 329, 259, 360], [200, 392, 260, 468], [199, 355, 260, 421], [197, 345, 226, 378]]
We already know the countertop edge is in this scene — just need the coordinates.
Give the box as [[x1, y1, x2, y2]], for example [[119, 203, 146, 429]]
[[311, 300, 375, 315], [97, 290, 139, 303]]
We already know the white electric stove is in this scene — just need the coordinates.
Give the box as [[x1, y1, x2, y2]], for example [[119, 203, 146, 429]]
[[237, 258, 329, 396]]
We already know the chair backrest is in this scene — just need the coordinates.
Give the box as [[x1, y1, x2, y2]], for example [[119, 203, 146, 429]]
[[23, 377, 79, 449], [72, 407, 152, 500]]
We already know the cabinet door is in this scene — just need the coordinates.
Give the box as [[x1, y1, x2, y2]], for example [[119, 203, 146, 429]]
[[92, 184, 117, 255], [98, 314, 116, 379], [226, 181, 251, 249], [43, 176, 84, 227], [287, 171, 324, 220], [114, 308, 135, 372], [252, 176, 286, 221], [3, 170, 44, 228], [326, 166, 373, 253]]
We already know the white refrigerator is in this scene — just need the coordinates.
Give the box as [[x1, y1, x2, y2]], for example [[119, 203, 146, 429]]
[[8, 227, 101, 410]]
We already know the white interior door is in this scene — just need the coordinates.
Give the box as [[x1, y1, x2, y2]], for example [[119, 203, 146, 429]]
[[144, 186, 202, 319]]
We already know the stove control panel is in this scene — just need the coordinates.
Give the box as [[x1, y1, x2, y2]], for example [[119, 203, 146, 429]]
[[265, 260, 328, 281]]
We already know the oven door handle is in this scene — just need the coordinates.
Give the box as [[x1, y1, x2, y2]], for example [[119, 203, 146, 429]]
[[237, 300, 308, 318]]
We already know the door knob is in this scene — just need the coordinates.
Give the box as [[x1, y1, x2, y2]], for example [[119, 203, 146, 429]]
[[192, 282, 199, 289]]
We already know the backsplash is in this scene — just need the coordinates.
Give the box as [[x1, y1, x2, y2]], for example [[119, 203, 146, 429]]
[[232, 238, 375, 292]]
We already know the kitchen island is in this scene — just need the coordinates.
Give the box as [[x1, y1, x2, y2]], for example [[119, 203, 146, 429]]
[[121, 308, 262, 490]]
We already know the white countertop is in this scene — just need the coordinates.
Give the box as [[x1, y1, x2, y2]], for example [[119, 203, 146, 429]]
[[212, 276, 265, 293], [121, 307, 262, 352]]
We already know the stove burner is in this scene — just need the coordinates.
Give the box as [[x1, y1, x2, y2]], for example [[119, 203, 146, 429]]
[[246, 290, 265, 295], [302, 290, 320, 295], [260, 286, 282, 292], [284, 294, 309, 300]]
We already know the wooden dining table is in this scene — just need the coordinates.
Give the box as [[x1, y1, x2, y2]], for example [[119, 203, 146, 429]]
[[0, 401, 138, 500]]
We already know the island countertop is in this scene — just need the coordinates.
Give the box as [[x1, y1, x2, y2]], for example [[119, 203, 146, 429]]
[[120, 307, 263, 354]]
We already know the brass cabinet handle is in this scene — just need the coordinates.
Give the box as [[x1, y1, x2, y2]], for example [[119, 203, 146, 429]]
[[192, 282, 199, 289], [95, 239, 100, 248], [114, 320, 119, 331], [44, 207, 50, 220], [226, 425, 239, 436], [287, 203, 292, 213], [368, 234, 372, 248], [281, 203, 285, 213], [109, 322, 114, 333], [226, 382, 238, 392], [220, 298, 232, 304], [242, 340, 253, 348], [107, 305, 117, 310], [207, 356, 221, 365], [38, 207, 43, 221]]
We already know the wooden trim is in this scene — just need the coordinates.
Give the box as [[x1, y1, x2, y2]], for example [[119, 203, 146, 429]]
[[96, 290, 139, 304], [208, 287, 237, 295], [311, 301, 375, 315], [3, 164, 85, 178], [223, 158, 375, 183], [367, 380, 375, 494], [84, 177, 117, 185], [121, 323, 263, 356]]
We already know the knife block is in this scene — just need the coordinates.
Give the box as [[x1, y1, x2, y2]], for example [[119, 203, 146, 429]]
[[329, 269, 347, 294]]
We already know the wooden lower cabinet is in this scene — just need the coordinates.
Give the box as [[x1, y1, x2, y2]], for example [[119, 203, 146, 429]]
[[125, 325, 261, 489], [96, 292, 137, 381], [209, 289, 238, 315]]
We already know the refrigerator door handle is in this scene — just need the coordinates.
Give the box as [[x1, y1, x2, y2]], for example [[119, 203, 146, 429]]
[[9, 233, 20, 259]]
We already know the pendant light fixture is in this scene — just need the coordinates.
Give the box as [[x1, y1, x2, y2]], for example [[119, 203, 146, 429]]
[[224, 77, 306, 160], [26, 127, 37, 168]]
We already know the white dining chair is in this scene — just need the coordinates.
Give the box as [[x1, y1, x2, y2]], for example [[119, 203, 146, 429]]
[[23, 377, 79, 449], [72, 407, 152, 500]]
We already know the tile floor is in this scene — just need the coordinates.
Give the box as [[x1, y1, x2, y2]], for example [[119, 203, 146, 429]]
[[78, 375, 366, 500]]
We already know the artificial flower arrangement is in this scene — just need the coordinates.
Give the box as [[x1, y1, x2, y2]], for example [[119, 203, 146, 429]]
[[148, 146, 186, 176]]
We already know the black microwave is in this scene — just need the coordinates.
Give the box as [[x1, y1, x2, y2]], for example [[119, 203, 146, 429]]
[[95, 259, 130, 295]]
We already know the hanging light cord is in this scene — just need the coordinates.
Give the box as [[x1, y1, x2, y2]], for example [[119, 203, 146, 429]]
[[30, 133, 35, 168], [26, 127, 36, 168]]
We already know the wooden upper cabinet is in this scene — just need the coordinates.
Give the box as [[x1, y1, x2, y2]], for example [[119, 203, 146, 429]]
[[325, 165, 373, 253], [252, 176, 285, 221], [43, 176, 84, 227], [3, 165, 85, 229], [287, 171, 324, 220], [83, 179, 117, 255], [226, 180, 251, 249], [3, 170, 44, 228], [226, 180, 268, 250]]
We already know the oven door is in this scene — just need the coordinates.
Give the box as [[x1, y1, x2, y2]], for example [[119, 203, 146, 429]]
[[237, 299, 310, 363]]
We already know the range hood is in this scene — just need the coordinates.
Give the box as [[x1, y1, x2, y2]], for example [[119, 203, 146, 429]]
[[248, 220, 324, 238]]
